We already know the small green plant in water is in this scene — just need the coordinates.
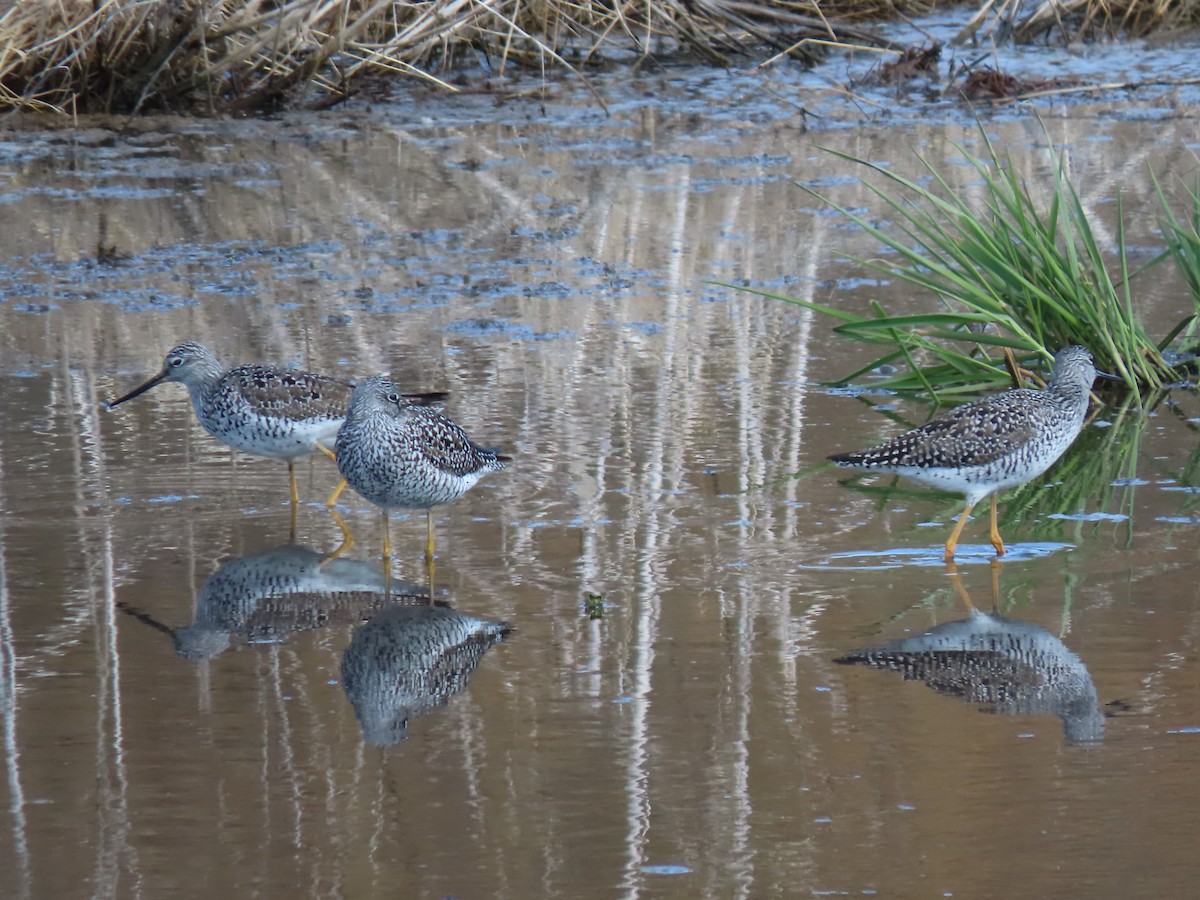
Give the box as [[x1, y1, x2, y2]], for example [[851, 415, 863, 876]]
[[584, 592, 605, 620], [733, 123, 1189, 397]]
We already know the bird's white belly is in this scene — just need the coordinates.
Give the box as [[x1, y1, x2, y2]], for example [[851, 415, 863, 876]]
[[205, 411, 343, 461], [377, 466, 481, 510], [894, 439, 1071, 501], [892, 463, 1020, 496]]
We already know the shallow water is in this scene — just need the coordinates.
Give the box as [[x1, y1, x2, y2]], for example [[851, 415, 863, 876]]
[[2, 45, 1200, 899]]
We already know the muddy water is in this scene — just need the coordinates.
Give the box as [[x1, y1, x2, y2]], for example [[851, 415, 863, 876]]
[[2, 56, 1200, 899]]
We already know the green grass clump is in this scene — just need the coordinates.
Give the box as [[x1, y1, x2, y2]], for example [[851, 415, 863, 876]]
[[739, 125, 1187, 397], [1152, 171, 1200, 350]]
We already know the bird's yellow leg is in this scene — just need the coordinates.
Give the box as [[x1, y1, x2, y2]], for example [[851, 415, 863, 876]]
[[988, 494, 1006, 557], [288, 501, 298, 544], [320, 508, 355, 566], [989, 558, 1003, 610], [288, 461, 300, 506], [945, 560, 975, 610], [381, 512, 396, 603], [315, 442, 348, 508], [944, 502, 975, 562], [324, 478, 348, 509], [425, 510, 436, 605]]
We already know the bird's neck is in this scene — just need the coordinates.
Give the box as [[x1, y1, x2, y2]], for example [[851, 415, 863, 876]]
[[340, 402, 393, 444], [341, 400, 374, 430], [1048, 374, 1091, 409], [184, 360, 225, 408]]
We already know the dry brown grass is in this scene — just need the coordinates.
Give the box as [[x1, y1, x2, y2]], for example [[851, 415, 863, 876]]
[[0, 0, 905, 115], [1, 0, 1197, 116], [954, 0, 1200, 45]]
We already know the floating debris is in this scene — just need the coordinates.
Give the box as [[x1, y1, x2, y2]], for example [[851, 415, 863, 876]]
[[867, 43, 942, 85], [955, 65, 1080, 100]]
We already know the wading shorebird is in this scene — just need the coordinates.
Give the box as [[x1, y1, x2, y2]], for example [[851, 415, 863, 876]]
[[108, 341, 444, 505], [828, 345, 1105, 561], [334, 375, 510, 564]]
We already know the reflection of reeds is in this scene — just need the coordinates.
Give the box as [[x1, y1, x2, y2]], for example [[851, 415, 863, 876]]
[[5, 108, 1200, 895]]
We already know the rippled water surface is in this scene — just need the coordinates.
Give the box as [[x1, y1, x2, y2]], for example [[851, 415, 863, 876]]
[[2, 44, 1200, 899]]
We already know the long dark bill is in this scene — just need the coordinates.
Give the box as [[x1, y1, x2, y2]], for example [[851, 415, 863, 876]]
[[402, 391, 450, 407], [107, 369, 170, 409]]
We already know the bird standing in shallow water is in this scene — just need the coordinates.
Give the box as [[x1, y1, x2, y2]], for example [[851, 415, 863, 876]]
[[108, 341, 444, 506], [334, 375, 510, 566], [828, 345, 1103, 561]]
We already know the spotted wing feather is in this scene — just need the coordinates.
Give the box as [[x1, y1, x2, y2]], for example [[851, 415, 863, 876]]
[[406, 405, 510, 477], [834, 649, 1042, 702], [225, 365, 352, 423], [830, 391, 1044, 469]]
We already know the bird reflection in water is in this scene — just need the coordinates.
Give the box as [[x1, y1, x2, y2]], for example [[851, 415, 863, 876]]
[[835, 563, 1104, 745], [341, 604, 511, 746], [120, 543, 435, 660]]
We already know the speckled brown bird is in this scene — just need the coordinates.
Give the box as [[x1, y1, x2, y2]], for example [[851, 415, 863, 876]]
[[828, 345, 1100, 561], [335, 375, 510, 562], [108, 341, 444, 505]]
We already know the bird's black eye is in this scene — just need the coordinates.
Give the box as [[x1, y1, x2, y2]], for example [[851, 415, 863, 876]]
[[170, 357, 184, 367], [386, 392, 401, 404]]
